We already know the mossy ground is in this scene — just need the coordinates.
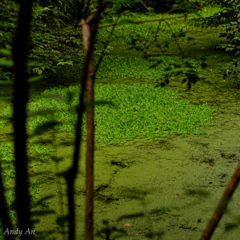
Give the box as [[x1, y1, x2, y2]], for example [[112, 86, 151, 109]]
[[1, 14, 240, 240]]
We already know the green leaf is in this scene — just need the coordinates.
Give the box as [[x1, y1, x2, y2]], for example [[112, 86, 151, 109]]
[[28, 75, 44, 82], [32, 68, 42, 75], [28, 61, 44, 67], [57, 61, 73, 66], [0, 49, 11, 55], [0, 58, 13, 67]]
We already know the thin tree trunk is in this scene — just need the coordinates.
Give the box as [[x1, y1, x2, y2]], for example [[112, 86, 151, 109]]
[[85, 55, 95, 240], [80, 2, 108, 240], [66, 1, 108, 239], [80, 19, 95, 240], [12, 0, 33, 238], [200, 161, 240, 240]]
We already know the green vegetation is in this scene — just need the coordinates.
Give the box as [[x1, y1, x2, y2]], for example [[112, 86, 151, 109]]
[[1, 83, 214, 146], [1, 0, 239, 239], [47, 7, 223, 86], [191, 0, 240, 80], [98, 5, 222, 43], [0, 1, 223, 82], [0, 0, 82, 80]]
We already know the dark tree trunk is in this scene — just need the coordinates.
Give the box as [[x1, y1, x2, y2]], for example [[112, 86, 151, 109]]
[[12, 0, 33, 238]]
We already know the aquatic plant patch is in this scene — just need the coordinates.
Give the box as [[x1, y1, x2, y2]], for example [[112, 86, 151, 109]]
[[0, 83, 215, 146]]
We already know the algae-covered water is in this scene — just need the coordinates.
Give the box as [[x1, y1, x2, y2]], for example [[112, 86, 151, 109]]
[[1, 25, 240, 240], [27, 79, 240, 240]]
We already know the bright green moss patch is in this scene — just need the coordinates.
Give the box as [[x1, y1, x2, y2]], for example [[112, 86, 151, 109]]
[[0, 83, 215, 146]]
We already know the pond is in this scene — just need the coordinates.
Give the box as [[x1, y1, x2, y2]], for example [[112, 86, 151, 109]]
[[0, 17, 240, 240]]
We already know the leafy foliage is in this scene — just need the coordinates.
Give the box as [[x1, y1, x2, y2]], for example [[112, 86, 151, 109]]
[[192, 0, 240, 80], [0, 0, 83, 80], [107, 0, 208, 14]]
